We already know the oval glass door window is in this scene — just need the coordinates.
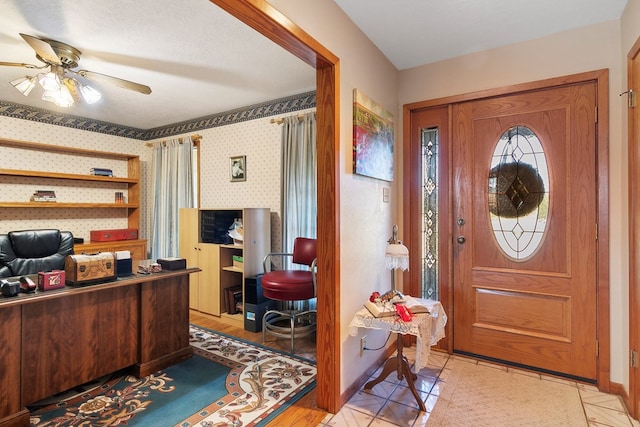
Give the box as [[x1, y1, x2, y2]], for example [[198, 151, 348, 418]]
[[488, 126, 549, 260]]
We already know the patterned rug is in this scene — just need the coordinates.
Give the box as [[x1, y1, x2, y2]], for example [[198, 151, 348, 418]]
[[29, 325, 316, 426], [427, 358, 587, 426]]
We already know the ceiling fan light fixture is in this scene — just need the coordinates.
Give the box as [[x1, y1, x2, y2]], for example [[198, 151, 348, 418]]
[[42, 84, 74, 108], [38, 71, 60, 91], [10, 75, 37, 96], [4, 34, 150, 108], [79, 83, 101, 104]]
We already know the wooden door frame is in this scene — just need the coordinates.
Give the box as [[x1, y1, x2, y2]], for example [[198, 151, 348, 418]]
[[208, 0, 341, 412], [628, 36, 640, 418], [403, 69, 610, 390]]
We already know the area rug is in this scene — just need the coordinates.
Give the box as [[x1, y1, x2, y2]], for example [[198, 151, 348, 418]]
[[427, 359, 587, 426], [29, 325, 316, 426]]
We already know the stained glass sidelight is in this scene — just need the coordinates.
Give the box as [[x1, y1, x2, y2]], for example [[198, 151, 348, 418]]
[[488, 126, 549, 260], [421, 128, 439, 299]]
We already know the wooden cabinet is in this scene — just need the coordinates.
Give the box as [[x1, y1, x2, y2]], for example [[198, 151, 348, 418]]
[[179, 208, 201, 309], [179, 209, 221, 314], [74, 239, 147, 268], [179, 208, 270, 326]]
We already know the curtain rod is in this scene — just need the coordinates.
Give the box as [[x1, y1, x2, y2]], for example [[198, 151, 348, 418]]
[[270, 113, 306, 125], [146, 134, 201, 147]]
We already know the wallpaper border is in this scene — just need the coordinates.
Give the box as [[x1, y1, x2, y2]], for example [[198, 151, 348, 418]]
[[0, 91, 316, 141]]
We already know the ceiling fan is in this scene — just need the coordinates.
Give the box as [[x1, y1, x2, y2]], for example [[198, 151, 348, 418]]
[[0, 33, 151, 107]]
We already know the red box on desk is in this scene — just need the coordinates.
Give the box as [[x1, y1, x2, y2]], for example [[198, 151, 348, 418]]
[[90, 228, 138, 242], [38, 270, 65, 291]]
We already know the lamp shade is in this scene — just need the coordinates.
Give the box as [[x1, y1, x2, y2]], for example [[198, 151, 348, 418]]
[[80, 83, 102, 104], [38, 72, 61, 91], [11, 76, 37, 96], [385, 242, 409, 271]]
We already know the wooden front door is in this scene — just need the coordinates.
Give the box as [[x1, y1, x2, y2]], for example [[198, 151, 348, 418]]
[[452, 82, 598, 379]]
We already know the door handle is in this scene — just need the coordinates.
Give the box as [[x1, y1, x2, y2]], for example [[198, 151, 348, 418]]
[[457, 235, 466, 244]]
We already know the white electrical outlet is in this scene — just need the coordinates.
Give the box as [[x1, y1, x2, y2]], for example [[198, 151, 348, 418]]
[[360, 335, 367, 357]]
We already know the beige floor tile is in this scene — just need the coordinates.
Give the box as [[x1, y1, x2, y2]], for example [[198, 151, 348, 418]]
[[364, 380, 399, 399], [411, 410, 433, 427], [449, 353, 478, 365], [506, 366, 542, 379], [540, 374, 579, 388], [377, 400, 420, 426], [579, 388, 626, 412], [412, 374, 437, 394], [583, 403, 633, 426], [428, 378, 445, 396], [345, 390, 387, 416], [477, 360, 508, 371], [389, 384, 429, 409], [424, 351, 448, 369], [415, 365, 440, 378], [578, 382, 600, 393], [321, 406, 375, 427], [369, 417, 403, 426]]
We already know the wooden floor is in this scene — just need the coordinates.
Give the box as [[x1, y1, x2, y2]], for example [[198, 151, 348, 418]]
[[189, 310, 329, 426]]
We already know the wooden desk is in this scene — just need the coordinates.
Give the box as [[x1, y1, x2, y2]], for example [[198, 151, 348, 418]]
[[349, 298, 447, 412], [0, 268, 198, 427]]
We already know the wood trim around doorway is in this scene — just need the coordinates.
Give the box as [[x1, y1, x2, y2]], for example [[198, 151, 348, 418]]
[[208, 0, 341, 413], [627, 35, 640, 419], [403, 69, 610, 390]]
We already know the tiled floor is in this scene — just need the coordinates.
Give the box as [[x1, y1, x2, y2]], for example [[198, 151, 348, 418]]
[[319, 348, 640, 427]]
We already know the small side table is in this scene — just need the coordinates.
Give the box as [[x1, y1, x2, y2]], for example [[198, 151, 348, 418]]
[[348, 298, 447, 412]]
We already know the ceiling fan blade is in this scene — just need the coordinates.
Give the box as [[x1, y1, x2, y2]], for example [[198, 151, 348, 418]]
[[77, 70, 152, 95], [0, 61, 45, 69], [19, 33, 61, 65]]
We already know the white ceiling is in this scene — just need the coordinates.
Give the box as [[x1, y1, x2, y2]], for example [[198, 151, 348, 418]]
[[0, 0, 316, 130], [0, 0, 628, 131], [334, 0, 628, 70]]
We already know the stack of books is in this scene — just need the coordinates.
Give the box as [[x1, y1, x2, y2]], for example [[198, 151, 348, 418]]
[[90, 167, 113, 177], [31, 190, 57, 202], [225, 285, 243, 315]]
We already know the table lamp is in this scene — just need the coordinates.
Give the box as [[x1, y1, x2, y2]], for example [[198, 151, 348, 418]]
[[385, 224, 409, 291]]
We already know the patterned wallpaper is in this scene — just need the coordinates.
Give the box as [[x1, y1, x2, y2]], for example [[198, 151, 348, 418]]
[[0, 118, 149, 244], [196, 108, 315, 254], [0, 93, 316, 256]]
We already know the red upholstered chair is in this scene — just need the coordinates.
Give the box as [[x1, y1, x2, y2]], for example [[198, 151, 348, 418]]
[[261, 237, 317, 353]]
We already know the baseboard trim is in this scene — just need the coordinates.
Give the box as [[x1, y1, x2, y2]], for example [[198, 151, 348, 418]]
[[610, 381, 633, 419]]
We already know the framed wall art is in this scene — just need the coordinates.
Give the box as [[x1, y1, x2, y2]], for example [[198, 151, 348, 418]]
[[352, 88, 394, 182], [230, 155, 246, 182]]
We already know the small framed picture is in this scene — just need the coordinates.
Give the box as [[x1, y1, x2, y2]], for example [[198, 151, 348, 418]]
[[229, 155, 246, 182]]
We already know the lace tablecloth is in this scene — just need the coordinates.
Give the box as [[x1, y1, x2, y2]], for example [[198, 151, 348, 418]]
[[348, 297, 447, 371]]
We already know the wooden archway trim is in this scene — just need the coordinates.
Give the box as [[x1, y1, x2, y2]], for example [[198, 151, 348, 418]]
[[208, 0, 341, 413], [627, 35, 640, 418]]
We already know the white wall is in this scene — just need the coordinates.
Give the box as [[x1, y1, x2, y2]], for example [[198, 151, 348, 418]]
[[267, 0, 401, 395], [398, 20, 627, 384]]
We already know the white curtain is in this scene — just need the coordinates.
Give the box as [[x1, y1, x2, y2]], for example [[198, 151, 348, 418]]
[[281, 112, 317, 264], [150, 138, 196, 259]]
